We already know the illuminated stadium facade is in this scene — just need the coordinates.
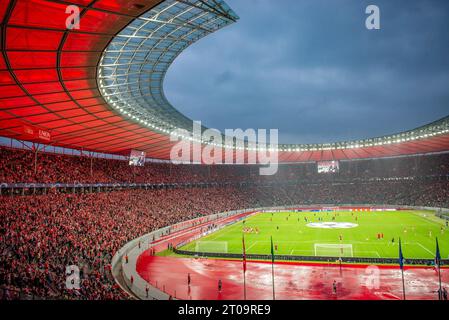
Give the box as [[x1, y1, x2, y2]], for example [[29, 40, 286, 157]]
[[1, 0, 449, 161]]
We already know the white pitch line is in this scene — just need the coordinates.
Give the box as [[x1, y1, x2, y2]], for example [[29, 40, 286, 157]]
[[289, 250, 312, 255], [415, 242, 433, 255], [356, 251, 381, 258], [246, 241, 259, 252]]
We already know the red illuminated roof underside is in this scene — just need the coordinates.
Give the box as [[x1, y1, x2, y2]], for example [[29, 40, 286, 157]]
[[0, 0, 448, 162]]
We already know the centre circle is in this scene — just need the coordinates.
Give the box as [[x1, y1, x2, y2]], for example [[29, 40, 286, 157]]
[[306, 222, 359, 229]]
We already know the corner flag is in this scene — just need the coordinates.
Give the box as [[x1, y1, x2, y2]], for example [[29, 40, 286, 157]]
[[270, 236, 275, 263]]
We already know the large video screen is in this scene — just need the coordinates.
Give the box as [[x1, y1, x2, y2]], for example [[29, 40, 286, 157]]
[[317, 161, 339, 174], [129, 150, 146, 167]]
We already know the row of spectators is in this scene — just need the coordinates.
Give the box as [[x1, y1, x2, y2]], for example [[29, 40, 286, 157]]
[[1, 146, 448, 184], [249, 180, 449, 209], [0, 188, 249, 299], [1, 178, 449, 300]]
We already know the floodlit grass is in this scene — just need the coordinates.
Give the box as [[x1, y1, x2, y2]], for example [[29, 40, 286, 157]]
[[179, 211, 449, 259]]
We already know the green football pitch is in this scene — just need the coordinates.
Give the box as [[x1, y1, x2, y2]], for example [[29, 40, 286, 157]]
[[179, 211, 449, 259]]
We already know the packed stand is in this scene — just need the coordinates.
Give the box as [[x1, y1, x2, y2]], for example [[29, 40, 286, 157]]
[[1, 146, 448, 185], [0, 188, 249, 300], [1, 145, 449, 300]]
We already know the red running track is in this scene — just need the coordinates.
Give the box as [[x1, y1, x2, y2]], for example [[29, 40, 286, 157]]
[[135, 211, 448, 300], [136, 254, 448, 300]]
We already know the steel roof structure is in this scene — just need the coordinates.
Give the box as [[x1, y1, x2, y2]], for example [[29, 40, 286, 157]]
[[1, 0, 449, 163]]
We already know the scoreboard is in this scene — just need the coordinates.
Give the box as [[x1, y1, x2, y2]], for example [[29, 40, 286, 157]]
[[129, 150, 146, 166], [317, 160, 339, 173]]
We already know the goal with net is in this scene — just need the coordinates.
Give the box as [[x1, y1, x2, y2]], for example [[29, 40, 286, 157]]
[[314, 243, 353, 257], [195, 241, 228, 253]]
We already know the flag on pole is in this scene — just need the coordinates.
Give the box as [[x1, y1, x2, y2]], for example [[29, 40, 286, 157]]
[[242, 235, 247, 273], [398, 238, 404, 270], [435, 237, 443, 300], [270, 236, 275, 300], [399, 238, 406, 300], [242, 234, 247, 300], [435, 237, 441, 268]]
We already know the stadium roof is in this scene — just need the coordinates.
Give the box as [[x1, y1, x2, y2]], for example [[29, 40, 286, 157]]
[[1, 0, 449, 163]]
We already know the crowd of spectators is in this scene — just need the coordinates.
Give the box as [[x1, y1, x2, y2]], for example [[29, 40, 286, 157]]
[[1, 146, 448, 300], [1, 146, 448, 185], [248, 180, 449, 209], [2, 179, 449, 299], [0, 188, 249, 299]]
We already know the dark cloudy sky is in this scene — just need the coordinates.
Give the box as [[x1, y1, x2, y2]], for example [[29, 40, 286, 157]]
[[165, 0, 449, 144]]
